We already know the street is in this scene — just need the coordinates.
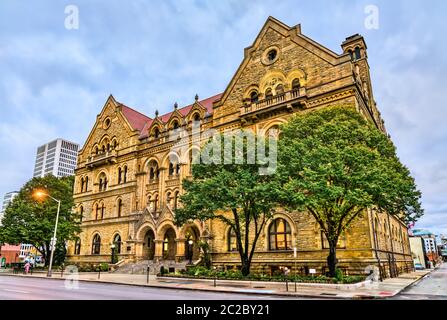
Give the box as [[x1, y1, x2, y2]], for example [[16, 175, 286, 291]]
[[0, 276, 303, 300], [392, 263, 447, 300]]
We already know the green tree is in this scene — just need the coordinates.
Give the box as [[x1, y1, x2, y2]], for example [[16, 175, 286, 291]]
[[0, 175, 81, 266], [175, 132, 279, 276], [277, 106, 423, 277]]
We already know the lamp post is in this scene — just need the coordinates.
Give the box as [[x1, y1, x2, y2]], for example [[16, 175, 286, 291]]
[[33, 189, 61, 278], [188, 239, 194, 264], [111, 244, 116, 264]]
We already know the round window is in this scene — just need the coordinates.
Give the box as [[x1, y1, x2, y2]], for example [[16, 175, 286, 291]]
[[104, 118, 111, 129], [267, 49, 277, 62]]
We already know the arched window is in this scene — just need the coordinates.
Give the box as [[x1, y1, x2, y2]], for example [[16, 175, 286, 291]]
[[193, 113, 201, 122], [265, 88, 273, 100], [354, 47, 361, 60], [79, 206, 84, 222], [107, 143, 110, 151], [102, 145, 106, 153], [266, 125, 280, 138], [149, 161, 159, 181], [117, 199, 123, 217], [113, 234, 122, 254], [292, 79, 300, 91], [228, 227, 238, 252], [100, 203, 105, 219], [123, 166, 128, 183], [99, 173, 107, 191], [74, 238, 81, 255], [80, 177, 85, 193], [275, 84, 284, 95], [113, 140, 118, 149], [169, 163, 174, 176], [95, 204, 99, 220], [348, 49, 354, 61], [92, 234, 101, 255], [85, 176, 89, 191], [250, 91, 258, 104], [118, 168, 122, 184], [172, 120, 179, 130], [95, 147, 99, 155], [268, 218, 292, 251]]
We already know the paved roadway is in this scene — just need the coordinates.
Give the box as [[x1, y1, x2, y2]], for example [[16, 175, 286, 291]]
[[392, 263, 447, 300], [0, 276, 303, 300]]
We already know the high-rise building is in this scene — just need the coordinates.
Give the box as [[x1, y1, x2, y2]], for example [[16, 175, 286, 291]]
[[0, 191, 19, 224], [33, 138, 79, 178]]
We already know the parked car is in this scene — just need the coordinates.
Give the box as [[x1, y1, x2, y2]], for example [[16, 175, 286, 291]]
[[414, 263, 424, 270]]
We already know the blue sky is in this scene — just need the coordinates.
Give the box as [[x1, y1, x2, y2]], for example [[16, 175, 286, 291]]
[[0, 0, 446, 235]]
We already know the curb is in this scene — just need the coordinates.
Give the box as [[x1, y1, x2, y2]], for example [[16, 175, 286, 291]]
[[0, 273, 344, 299]]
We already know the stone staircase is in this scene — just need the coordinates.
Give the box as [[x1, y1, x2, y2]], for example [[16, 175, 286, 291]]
[[113, 259, 190, 275]]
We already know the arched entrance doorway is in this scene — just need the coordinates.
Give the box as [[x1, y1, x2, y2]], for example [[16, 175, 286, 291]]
[[143, 229, 155, 260], [184, 225, 200, 262], [162, 228, 176, 260]]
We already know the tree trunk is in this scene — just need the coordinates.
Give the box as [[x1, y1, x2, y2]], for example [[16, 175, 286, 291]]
[[241, 256, 251, 277], [327, 242, 337, 277]]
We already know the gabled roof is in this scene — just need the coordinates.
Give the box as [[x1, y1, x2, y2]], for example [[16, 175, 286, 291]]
[[119, 103, 153, 132], [114, 93, 223, 139]]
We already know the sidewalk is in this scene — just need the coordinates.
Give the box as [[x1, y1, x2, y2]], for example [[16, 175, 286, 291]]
[[0, 267, 435, 299]]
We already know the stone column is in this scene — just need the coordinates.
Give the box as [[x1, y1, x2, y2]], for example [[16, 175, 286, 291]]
[[176, 238, 186, 262], [154, 239, 163, 262]]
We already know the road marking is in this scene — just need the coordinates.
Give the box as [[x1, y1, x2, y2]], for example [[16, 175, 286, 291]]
[[3, 289, 30, 294]]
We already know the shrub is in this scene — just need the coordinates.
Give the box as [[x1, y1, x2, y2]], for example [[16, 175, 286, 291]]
[[100, 263, 109, 272]]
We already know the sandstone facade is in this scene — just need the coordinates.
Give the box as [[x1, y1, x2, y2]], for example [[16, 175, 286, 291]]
[[67, 17, 412, 278]]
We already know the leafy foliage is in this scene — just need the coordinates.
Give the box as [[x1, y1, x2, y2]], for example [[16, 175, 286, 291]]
[[0, 175, 81, 266], [175, 132, 280, 276], [277, 106, 423, 276]]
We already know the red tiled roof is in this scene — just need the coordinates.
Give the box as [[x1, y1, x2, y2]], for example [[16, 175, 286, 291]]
[[118, 93, 222, 139], [120, 104, 153, 132]]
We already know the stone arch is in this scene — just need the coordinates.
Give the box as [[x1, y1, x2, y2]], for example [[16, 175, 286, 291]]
[[157, 220, 179, 239], [136, 223, 157, 260], [157, 222, 178, 260], [183, 145, 201, 171], [286, 69, 307, 89], [258, 118, 287, 138], [259, 70, 286, 94], [243, 84, 260, 100], [180, 222, 202, 261]]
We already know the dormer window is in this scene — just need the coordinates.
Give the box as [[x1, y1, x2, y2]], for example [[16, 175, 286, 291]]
[[172, 120, 179, 130], [193, 114, 201, 122], [154, 127, 160, 139]]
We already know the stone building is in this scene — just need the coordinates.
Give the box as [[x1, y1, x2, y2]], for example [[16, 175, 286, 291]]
[[66, 17, 413, 278]]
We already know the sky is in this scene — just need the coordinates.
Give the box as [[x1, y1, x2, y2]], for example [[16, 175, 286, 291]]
[[0, 0, 446, 235]]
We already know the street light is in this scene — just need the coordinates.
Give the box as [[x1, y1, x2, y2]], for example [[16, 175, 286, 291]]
[[32, 189, 61, 278], [111, 243, 116, 264], [188, 239, 194, 264]]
